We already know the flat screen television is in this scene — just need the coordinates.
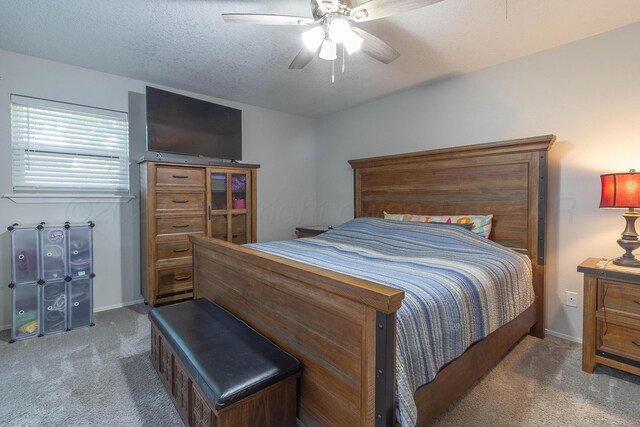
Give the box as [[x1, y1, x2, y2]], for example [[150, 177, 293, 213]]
[[146, 86, 242, 161]]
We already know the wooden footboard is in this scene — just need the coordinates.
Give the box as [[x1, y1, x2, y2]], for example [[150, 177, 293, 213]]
[[191, 235, 404, 427]]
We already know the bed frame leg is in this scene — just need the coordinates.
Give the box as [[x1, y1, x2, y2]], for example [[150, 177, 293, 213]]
[[376, 312, 395, 427], [530, 322, 545, 338], [528, 298, 545, 338]]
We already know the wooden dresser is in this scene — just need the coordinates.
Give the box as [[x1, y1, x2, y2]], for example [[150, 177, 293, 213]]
[[578, 257, 640, 376], [139, 159, 259, 305]]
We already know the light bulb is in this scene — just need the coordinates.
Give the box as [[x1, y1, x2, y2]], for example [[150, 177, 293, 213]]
[[319, 39, 337, 61], [343, 29, 363, 55], [328, 18, 351, 43], [302, 26, 325, 52]]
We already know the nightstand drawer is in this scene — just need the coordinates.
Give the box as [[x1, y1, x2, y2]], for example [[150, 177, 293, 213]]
[[600, 280, 640, 316], [598, 321, 640, 361], [156, 191, 205, 211], [156, 166, 205, 187]]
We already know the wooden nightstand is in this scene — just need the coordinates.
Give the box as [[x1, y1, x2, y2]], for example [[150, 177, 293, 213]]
[[578, 257, 640, 376], [295, 225, 332, 238]]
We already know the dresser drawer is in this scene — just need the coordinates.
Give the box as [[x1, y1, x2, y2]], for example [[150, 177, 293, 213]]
[[156, 191, 205, 211], [156, 166, 204, 187], [157, 266, 193, 297], [156, 241, 193, 262], [598, 321, 640, 361], [600, 280, 640, 316], [156, 216, 205, 236]]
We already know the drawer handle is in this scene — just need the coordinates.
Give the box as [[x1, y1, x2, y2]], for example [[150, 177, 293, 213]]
[[634, 300, 640, 305], [172, 200, 189, 204], [174, 275, 192, 282], [172, 175, 189, 179], [173, 248, 190, 253], [172, 224, 190, 229], [633, 341, 640, 348]]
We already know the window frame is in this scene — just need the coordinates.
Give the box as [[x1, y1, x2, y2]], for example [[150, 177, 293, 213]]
[[5, 94, 133, 203]]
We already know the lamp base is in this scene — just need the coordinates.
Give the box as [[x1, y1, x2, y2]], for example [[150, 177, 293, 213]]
[[614, 210, 640, 268], [612, 256, 640, 268]]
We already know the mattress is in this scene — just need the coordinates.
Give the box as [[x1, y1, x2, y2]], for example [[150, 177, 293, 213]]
[[246, 217, 534, 426]]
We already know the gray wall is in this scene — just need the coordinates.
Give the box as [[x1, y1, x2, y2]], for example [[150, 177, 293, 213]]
[[315, 23, 640, 342], [3, 23, 638, 341], [0, 49, 317, 328]]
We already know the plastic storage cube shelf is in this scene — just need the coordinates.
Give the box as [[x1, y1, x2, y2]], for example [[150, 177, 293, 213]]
[[68, 226, 93, 279], [42, 281, 67, 335], [68, 279, 93, 330], [41, 226, 67, 282], [12, 283, 40, 341], [8, 222, 95, 342], [10, 227, 40, 285]]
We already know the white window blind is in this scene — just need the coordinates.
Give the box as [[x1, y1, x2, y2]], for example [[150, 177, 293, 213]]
[[11, 95, 130, 194]]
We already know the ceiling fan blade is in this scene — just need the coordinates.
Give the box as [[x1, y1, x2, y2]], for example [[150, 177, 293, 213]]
[[350, 0, 443, 22], [222, 14, 315, 26], [351, 27, 400, 64], [314, 0, 329, 14], [289, 47, 316, 70]]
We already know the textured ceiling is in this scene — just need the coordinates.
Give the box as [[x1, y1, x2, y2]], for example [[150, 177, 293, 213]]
[[0, 0, 639, 117]]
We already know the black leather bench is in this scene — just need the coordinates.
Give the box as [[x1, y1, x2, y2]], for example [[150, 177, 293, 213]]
[[149, 298, 301, 427]]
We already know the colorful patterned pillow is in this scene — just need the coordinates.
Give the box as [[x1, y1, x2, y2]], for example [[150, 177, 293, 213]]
[[383, 212, 493, 238]]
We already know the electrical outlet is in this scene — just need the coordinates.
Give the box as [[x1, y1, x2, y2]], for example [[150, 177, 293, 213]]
[[566, 291, 578, 307]]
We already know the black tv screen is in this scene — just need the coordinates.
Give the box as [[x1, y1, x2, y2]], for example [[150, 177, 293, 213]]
[[146, 87, 242, 160]]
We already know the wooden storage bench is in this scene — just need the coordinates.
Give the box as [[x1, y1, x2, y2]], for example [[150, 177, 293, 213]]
[[149, 298, 301, 427]]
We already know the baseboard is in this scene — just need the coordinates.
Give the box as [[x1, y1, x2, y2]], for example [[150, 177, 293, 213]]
[[1, 299, 145, 332], [94, 299, 145, 313], [546, 329, 582, 344], [1, 307, 583, 342]]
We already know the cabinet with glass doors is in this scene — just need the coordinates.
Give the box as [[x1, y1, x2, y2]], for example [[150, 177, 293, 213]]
[[208, 167, 257, 245], [138, 158, 258, 306]]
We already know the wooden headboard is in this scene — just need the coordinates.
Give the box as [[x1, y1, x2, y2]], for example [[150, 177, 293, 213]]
[[348, 135, 555, 338]]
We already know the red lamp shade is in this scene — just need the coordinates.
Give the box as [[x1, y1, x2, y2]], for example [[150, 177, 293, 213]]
[[600, 171, 640, 208]]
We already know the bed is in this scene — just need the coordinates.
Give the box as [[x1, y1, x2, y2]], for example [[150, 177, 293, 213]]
[[190, 135, 555, 426]]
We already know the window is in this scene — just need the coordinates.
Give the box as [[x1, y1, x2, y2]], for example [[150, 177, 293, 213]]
[[11, 95, 130, 195]]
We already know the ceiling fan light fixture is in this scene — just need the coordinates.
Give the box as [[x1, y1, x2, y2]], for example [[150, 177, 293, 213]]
[[225, 0, 427, 70], [352, 10, 368, 22], [319, 39, 337, 61], [343, 29, 364, 55], [302, 26, 325, 51], [328, 18, 351, 43]]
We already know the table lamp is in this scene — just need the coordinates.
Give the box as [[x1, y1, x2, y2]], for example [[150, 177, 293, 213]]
[[600, 169, 640, 267]]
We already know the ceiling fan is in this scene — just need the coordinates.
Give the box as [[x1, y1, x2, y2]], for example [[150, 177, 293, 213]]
[[222, 0, 443, 70]]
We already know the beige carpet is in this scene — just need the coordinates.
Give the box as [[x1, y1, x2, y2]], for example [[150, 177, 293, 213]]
[[433, 335, 640, 427], [1, 305, 638, 426], [0, 304, 182, 426]]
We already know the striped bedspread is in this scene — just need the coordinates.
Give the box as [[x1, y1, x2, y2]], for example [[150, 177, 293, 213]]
[[246, 218, 534, 426]]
